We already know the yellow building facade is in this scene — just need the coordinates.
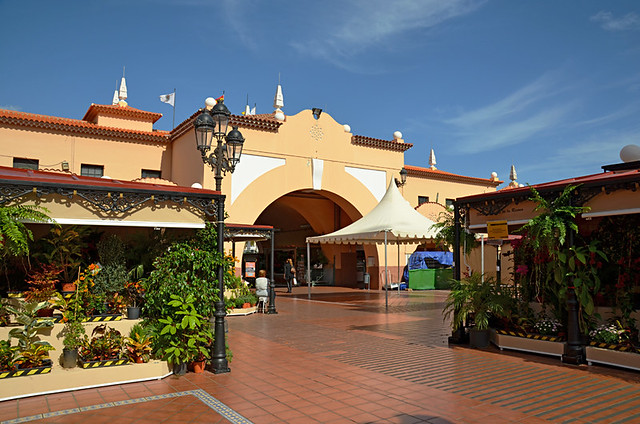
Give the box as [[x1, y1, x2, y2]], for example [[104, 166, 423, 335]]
[[0, 86, 501, 289]]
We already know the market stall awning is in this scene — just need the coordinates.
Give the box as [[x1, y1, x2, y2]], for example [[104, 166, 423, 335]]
[[0, 166, 222, 228]]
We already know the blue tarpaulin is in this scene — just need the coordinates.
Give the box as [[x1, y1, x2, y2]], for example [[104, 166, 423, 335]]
[[404, 251, 453, 281]]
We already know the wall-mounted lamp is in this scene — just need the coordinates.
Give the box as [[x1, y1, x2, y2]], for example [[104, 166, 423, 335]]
[[312, 108, 323, 120], [61, 161, 70, 171], [395, 167, 408, 187]]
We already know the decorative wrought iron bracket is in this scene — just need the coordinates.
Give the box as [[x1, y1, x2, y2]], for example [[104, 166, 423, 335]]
[[0, 181, 219, 217]]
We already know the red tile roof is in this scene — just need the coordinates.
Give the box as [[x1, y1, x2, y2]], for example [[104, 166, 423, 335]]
[[0, 108, 170, 143], [82, 104, 163, 123], [351, 135, 413, 152], [0, 165, 219, 196], [457, 169, 640, 204], [171, 110, 283, 139], [405, 165, 502, 186]]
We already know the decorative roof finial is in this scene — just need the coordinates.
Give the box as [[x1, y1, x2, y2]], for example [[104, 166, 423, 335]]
[[508, 164, 519, 188], [118, 67, 128, 106], [111, 80, 119, 105], [429, 148, 437, 170], [273, 74, 285, 121]]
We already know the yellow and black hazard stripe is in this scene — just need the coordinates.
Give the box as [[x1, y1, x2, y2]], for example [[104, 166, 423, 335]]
[[0, 362, 52, 379], [79, 358, 130, 368], [589, 342, 635, 352], [527, 334, 562, 342], [83, 315, 123, 323]]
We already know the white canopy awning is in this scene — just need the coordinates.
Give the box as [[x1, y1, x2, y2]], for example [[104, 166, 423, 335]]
[[306, 179, 438, 245]]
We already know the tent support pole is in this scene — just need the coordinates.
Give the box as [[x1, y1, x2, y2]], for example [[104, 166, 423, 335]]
[[307, 242, 311, 299], [481, 234, 485, 282], [397, 243, 401, 294], [385, 231, 388, 310]]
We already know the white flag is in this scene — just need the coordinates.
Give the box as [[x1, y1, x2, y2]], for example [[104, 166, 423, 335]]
[[159, 92, 175, 107]]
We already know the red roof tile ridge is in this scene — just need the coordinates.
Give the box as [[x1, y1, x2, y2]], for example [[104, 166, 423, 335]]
[[0, 108, 170, 140], [404, 164, 502, 184]]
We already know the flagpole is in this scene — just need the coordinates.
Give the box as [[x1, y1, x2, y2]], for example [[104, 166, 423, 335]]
[[172, 88, 176, 130]]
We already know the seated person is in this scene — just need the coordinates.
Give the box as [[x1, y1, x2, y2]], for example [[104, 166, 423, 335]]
[[255, 269, 269, 299]]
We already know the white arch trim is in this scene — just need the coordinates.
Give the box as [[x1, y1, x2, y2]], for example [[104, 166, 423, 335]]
[[344, 166, 386, 201], [231, 154, 286, 204]]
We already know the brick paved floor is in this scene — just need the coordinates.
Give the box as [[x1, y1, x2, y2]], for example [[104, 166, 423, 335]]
[[2, 286, 640, 423]]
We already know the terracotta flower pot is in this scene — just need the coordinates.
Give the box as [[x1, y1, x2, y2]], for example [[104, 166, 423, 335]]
[[61, 283, 76, 292], [191, 360, 206, 373], [242, 303, 251, 308]]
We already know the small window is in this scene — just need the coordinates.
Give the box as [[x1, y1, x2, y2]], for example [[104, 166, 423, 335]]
[[418, 196, 429, 205], [13, 158, 39, 170], [141, 169, 161, 179], [446, 198, 455, 208], [81, 164, 104, 178]]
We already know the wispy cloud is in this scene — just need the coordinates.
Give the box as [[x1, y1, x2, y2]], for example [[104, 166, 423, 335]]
[[290, 0, 486, 71], [519, 128, 640, 182], [445, 73, 566, 128], [442, 72, 576, 153], [591, 11, 640, 31]]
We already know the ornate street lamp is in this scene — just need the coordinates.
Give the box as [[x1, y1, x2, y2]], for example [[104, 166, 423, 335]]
[[395, 167, 408, 187], [193, 97, 245, 374]]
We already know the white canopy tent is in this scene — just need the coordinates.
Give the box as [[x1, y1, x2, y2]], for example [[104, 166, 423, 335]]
[[306, 180, 439, 308]]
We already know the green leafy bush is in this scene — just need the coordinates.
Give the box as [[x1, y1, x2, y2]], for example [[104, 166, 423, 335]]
[[143, 241, 222, 319]]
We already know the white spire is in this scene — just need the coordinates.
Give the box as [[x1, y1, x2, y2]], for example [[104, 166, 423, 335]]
[[273, 83, 284, 121], [508, 164, 519, 187], [273, 84, 284, 109], [244, 104, 251, 116], [428, 148, 437, 170], [118, 67, 127, 101]]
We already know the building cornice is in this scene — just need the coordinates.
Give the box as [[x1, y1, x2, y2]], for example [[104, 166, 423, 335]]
[[0, 109, 170, 143], [171, 111, 283, 140], [82, 104, 163, 123], [405, 165, 502, 186], [351, 135, 413, 152]]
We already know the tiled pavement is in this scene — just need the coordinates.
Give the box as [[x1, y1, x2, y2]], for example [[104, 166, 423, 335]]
[[2, 287, 640, 423]]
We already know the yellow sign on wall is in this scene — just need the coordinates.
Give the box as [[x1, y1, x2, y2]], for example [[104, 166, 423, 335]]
[[487, 220, 509, 239]]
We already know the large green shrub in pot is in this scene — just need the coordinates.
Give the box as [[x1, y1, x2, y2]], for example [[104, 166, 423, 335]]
[[443, 274, 512, 331], [93, 234, 127, 297], [143, 241, 222, 320]]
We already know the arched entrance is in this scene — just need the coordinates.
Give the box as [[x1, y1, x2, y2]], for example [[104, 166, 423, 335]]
[[246, 189, 378, 288]]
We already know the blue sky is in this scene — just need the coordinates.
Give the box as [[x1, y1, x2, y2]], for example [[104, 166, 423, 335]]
[[1, 0, 639, 186]]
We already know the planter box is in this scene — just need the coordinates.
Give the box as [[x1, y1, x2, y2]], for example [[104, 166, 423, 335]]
[[586, 345, 640, 372], [0, 360, 53, 379], [78, 357, 130, 369], [227, 306, 257, 316], [83, 314, 122, 323], [490, 329, 565, 357]]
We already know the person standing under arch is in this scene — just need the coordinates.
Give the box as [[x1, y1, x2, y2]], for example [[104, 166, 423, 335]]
[[284, 258, 295, 293]]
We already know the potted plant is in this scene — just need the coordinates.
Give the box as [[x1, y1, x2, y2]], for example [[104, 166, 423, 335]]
[[157, 294, 213, 375], [60, 320, 85, 368], [443, 274, 510, 348], [0, 340, 19, 373], [24, 265, 63, 317], [125, 323, 153, 363], [124, 265, 145, 319], [4, 301, 55, 375], [78, 324, 127, 367]]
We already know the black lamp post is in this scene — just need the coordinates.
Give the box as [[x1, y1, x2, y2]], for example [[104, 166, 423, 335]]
[[193, 97, 245, 374]]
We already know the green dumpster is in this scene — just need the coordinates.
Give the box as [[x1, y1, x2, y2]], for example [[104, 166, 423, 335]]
[[408, 269, 436, 290], [434, 268, 453, 289]]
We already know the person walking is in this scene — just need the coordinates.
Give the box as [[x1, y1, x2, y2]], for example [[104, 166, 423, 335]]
[[284, 258, 295, 293]]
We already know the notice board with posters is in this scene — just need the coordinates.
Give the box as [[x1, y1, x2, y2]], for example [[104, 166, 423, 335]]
[[245, 261, 256, 278]]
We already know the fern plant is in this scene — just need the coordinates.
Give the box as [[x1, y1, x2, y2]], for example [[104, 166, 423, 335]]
[[0, 204, 51, 291]]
